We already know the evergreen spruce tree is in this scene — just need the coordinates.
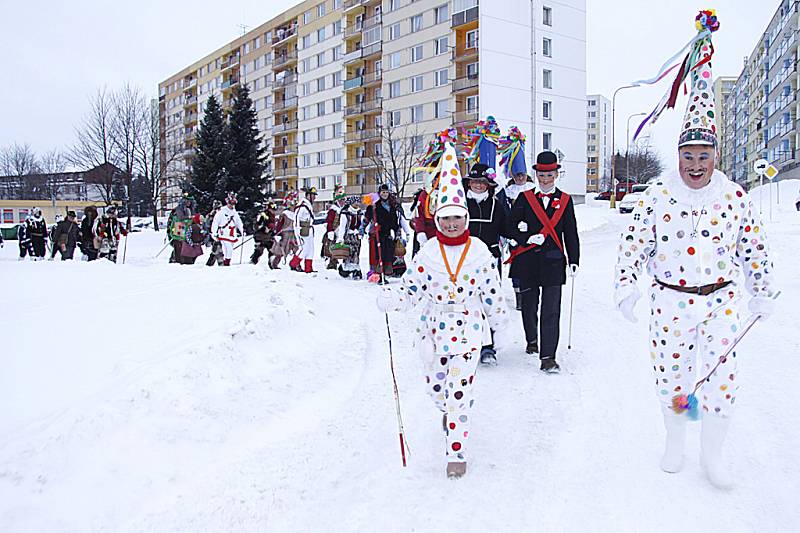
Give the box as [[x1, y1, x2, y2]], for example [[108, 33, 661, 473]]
[[223, 84, 267, 230], [190, 95, 227, 214]]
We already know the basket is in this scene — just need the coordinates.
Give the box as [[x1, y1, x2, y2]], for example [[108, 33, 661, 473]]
[[330, 244, 351, 260]]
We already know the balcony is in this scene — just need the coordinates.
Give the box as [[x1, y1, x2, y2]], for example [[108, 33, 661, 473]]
[[345, 184, 366, 195], [272, 26, 297, 45], [361, 42, 382, 59], [345, 102, 365, 117], [273, 143, 298, 156], [221, 56, 240, 71], [452, 5, 479, 28], [344, 76, 363, 91], [345, 22, 363, 39], [183, 113, 198, 125], [274, 74, 297, 88], [345, 130, 366, 143], [453, 46, 479, 62], [221, 77, 240, 90], [454, 110, 479, 125], [273, 120, 298, 134], [362, 70, 382, 86], [273, 49, 298, 70], [452, 75, 479, 93], [343, 0, 364, 11], [362, 13, 382, 30], [273, 166, 299, 178], [183, 95, 198, 106], [344, 157, 373, 169], [273, 96, 299, 112], [362, 129, 381, 140], [363, 97, 382, 113]]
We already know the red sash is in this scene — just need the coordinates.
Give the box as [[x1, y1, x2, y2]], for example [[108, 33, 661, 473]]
[[504, 190, 570, 264]]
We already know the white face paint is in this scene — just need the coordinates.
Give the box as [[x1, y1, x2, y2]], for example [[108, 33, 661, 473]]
[[536, 170, 557, 192], [678, 145, 715, 189], [438, 215, 467, 238]]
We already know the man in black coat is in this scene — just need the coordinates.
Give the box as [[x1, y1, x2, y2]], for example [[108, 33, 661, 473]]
[[50, 211, 82, 260], [365, 183, 403, 279], [508, 151, 579, 373], [466, 163, 508, 366]]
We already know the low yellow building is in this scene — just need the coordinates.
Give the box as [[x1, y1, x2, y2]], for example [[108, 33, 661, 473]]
[[0, 200, 99, 225]]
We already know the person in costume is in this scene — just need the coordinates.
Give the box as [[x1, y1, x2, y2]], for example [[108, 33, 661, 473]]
[[270, 192, 299, 269], [210, 192, 244, 266], [333, 196, 364, 280], [168, 192, 198, 263], [410, 185, 437, 258], [290, 186, 317, 273], [204, 200, 225, 267], [376, 143, 507, 479], [465, 163, 509, 366], [50, 210, 82, 260], [177, 214, 206, 264], [27, 207, 47, 260], [93, 205, 127, 263], [80, 206, 99, 261], [323, 185, 347, 270], [614, 10, 775, 489], [17, 217, 32, 260], [365, 184, 406, 279], [250, 202, 278, 266], [508, 151, 579, 373]]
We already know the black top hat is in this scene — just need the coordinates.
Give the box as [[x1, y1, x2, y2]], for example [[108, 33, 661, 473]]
[[532, 151, 561, 171], [378, 183, 391, 192], [466, 163, 498, 186]]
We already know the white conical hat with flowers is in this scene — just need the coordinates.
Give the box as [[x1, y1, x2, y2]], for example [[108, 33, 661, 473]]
[[432, 143, 468, 219], [679, 51, 717, 147]]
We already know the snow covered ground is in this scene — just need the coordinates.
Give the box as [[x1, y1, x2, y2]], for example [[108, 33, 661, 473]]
[[1, 182, 799, 532]]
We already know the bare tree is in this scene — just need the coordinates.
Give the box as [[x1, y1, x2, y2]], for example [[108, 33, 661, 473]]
[[134, 99, 183, 229], [615, 145, 664, 184], [366, 123, 424, 200], [0, 142, 40, 176], [111, 84, 147, 220]]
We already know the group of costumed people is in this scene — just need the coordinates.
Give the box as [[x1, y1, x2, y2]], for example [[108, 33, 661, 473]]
[[375, 10, 777, 485], [12, 205, 128, 262]]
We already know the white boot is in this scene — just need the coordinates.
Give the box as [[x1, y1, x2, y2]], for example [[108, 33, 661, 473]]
[[701, 415, 734, 489], [660, 407, 687, 473]]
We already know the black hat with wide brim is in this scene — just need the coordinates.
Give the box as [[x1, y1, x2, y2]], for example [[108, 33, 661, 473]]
[[465, 163, 498, 187], [532, 150, 561, 171]]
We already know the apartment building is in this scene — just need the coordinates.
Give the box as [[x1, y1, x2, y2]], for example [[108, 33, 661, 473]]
[[719, 0, 800, 189], [158, 0, 587, 210], [585, 94, 610, 193]]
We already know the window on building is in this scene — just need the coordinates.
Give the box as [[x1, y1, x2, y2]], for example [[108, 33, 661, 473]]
[[302, 34, 312, 48], [333, 148, 343, 163], [333, 0, 341, 9], [317, 3, 326, 17], [243, 42, 250, 54], [543, 37, 552, 57], [434, 99, 449, 118], [318, 151, 326, 165], [435, 4, 449, 24], [317, 101, 326, 116], [435, 36, 448, 55], [410, 14, 423, 32], [543, 6, 552, 26], [304, 10, 312, 24], [466, 95, 478, 112], [317, 77, 327, 91], [467, 62, 478, 78], [363, 26, 382, 45], [2, 209, 13, 223], [543, 100, 552, 119], [389, 109, 402, 126], [588, 111, 596, 118], [411, 44, 424, 62], [303, 154, 312, 167], [333, 122, 343, 137], [466, 29, 478, 49], [317, 27, 326, 42], [543, 69, 552, 88], [389, 51, 401, 69], [435, 68, 448, 87], [411, 104, 424, 122], [332, 97, 342, 112], [389, 80, 401, 97], [390, 22, 401, 40], [411, 75, 424, 92], [543, 132, 552, 150], [317, 126, 327, 141], [588, 98, 596, 106]]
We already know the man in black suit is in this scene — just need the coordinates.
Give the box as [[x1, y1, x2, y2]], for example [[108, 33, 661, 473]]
[[507, 151, 579, 373]]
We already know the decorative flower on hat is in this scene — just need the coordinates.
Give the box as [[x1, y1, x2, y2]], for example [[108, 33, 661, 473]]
[[695, 9, 719, 33], [462, 116, 501, 167], [417, 127, 461, 169]]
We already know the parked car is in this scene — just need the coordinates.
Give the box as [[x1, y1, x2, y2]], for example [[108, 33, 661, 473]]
[[618, 184, 651, 214], [594, 180, 637, 202], [313, 212, 327, 225]]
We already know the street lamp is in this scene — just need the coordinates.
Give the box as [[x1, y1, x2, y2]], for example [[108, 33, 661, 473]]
[[609, 84, 640, 208], [625, 112, 648, 186]]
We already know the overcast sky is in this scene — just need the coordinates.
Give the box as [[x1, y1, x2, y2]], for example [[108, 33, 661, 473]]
[[0, 0, 777, 172]]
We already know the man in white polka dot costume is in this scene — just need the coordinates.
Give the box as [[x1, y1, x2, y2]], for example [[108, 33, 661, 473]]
[[614, 12, 776, 489]]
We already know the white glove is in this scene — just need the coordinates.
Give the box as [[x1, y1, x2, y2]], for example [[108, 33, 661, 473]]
[[417, 233, 428, 245], [748, 294, 775, 321], [508, 238, 518, 247], [376, 288, 395, 312], [526, 233, 545, 246], [568, 264, 579, 278], [517, 221, 528, 232], [389, 229, 396, 239], [326, 231, 335, 240], [614, 284, 641, 323]]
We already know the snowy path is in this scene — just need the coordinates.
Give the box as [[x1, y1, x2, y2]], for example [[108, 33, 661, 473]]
[[1, 196, 799, 532]]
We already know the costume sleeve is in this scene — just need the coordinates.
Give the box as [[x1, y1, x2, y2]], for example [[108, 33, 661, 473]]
[[562, 197, 580, 266], [398, 212, 412, 236], [479, 256, 508, 331], [235, 211, 244, 235], [335, 212, 347, 241], [614, 188, 656, 289], [382, 255, 427, 311], [325, 209, 337, 231], [211, 211, 220, 236], [734, 196, 774, 297], [507, 196, 529, 244]]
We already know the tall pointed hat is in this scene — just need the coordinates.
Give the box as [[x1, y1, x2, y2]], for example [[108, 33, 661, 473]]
[[463, 116, 500, 169], [632, 9, 721, 147], [432, 143, 468, 219], [498, 126, 527, 179]]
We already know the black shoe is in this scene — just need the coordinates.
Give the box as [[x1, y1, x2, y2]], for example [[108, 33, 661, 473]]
[[352, 271, 363, 280], [540, 358, 560, 373], [526, 340, 539, 354], [480, 347, 497, 366]]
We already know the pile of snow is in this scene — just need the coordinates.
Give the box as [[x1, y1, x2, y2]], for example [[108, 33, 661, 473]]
[[1, 198, 799, 531]]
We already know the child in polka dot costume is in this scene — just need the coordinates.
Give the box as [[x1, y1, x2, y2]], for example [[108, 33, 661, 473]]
[[377, 143, 508, 478]]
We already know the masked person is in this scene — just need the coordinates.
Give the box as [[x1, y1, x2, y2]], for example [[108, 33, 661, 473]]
[[27, 207, 47, 260], [290, 187, 317, 273], [250, 202, 278, 266], [323, 185, 347, 270], [93, 206, 127, 263], [507, 151, 579, 373], [376, 144, 507, 479], [211, 192, 244, 266], [81, 206, 99, 261], [333, 196, 364, 280], [614, 11, 776, 489], [271, 192, 299, 269]]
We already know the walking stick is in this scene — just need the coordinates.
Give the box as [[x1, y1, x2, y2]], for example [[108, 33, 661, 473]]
[[232, 234, 254, 251], [567, 275, 575, 350], [154, 241, 171, 258], [122, 234, 128, 264], [385, 312, 409, 467]]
